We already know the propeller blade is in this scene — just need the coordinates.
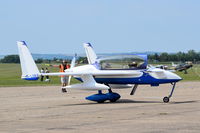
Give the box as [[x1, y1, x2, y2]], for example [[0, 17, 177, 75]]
[[67, 54, 77, 86]]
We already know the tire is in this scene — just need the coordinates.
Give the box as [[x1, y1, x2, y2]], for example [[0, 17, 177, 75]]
[[97, 100, 105, 103], [110, 99, 117, 102], [163, 96, 169, 103]]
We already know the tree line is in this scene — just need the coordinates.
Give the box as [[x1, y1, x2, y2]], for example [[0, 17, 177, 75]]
[[1, 50, 200, 63], [0, 55, 86, 64], [148, 50, 200, 62]]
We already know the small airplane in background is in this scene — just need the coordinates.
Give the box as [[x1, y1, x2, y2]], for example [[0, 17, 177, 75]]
[[172, 62, 178, 67], [154, 65, 169, 70], [152, 62, 193, 74], [172, 62, 193, 74], [17, 41, 182, 103]]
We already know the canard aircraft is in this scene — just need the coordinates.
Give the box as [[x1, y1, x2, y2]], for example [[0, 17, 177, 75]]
[[17, 41, 182, 103]]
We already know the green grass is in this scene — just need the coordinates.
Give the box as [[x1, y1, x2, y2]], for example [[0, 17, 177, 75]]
[[176, 64, 200, 81], [0, 63, 199, 87], [149, 62, 200, 81], [0, 63, 80, 87]]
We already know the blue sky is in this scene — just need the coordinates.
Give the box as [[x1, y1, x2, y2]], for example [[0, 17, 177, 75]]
[[0, 0, 200, 55]]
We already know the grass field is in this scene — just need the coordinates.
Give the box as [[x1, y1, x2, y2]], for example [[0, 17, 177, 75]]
[[0, 63, 80, 87], [0, 63, 200, 87]]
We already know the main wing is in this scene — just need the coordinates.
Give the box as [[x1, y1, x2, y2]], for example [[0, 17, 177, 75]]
[[45, 70, 142, 90], [41, 70, 142, 77]]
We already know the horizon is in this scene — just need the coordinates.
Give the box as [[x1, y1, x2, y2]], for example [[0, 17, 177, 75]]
[[0, 49, 199, 57]]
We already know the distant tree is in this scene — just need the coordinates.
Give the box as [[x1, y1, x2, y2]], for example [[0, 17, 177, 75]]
[[0, 55, 20, 63], [148, 50, 200, 63], [35, 58, 43, 63], [187, 50, 197, 61], [154, 53, 160, 61], [53, 57, 58, 61], [169, 54, 178, 61], [159, 52, 169, 62], [77, 57, 88, 64], [148, 53, 160, 62]]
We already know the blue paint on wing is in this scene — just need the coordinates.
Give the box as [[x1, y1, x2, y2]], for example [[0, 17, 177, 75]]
[[20, 41, 27, 46], [22, 74, 39, 81], [86, 43, 93, 48], [22, 77, 39, 80]]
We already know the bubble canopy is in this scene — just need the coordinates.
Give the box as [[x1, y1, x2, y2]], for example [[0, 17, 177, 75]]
[[97, 54, 148, 70]]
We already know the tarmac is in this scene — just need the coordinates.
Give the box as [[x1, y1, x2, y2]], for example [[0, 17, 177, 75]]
[[0, 81, 200, 133]]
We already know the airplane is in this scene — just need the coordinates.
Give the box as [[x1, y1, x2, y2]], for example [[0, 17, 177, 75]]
[[150, 64, 175, 72], [154, 64, 168, 70], [17, 41, 182, 103], [172, 62, 178, 67], [173, 62, 193, 74]]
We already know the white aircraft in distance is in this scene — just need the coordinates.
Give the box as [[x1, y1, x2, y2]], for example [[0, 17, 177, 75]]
[[17, 41, 182, 103]]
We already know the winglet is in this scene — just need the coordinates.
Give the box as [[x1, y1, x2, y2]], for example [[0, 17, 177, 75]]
[[83, 43, 97, 64], [18, 41, 27, 46], [17, 41, 40, 80]]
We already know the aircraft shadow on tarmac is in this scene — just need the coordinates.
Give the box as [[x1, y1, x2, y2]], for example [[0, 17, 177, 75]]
[[170, 100, 197, 104], [59, 99, 198, 107]]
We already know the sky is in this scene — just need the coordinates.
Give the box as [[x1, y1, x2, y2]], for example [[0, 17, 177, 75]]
[[0, 0, 200, 55]]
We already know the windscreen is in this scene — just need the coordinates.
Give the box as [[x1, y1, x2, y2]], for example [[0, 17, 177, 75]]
[[98, 54, 147, 70]]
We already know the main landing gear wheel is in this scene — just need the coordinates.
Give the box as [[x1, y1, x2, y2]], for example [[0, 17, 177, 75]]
[[110, 99, 118, 103], [97, 100, 106, 103], [107, 89, 121, 103], [163, 96, 169, 103], [85, 89, 121, 103]]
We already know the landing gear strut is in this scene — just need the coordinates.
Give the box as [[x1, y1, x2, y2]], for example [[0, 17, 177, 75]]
[[163, 82, 176, 103], [130, 84, 138, 95]]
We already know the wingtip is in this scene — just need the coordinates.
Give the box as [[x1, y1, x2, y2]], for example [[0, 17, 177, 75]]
[[17, 41, 27, 46], [83, 42, 92, 48]]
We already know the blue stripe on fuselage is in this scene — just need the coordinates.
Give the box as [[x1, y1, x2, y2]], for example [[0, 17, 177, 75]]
[[75, 73, 181, 85]]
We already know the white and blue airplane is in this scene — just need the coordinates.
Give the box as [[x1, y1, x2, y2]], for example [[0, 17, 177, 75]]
[[17, 41, 182, 103]]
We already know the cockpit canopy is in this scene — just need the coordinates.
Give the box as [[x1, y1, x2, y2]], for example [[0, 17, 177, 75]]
[[97, 54, 147, 70]]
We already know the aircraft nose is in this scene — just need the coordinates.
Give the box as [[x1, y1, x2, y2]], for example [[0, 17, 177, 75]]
[[165, 70, 182, 81], [172, 72, 182, 81], [176, 75, 182, 80]]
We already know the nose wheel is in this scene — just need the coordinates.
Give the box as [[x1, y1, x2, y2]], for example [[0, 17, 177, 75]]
[[163, 96, 170, 103], [163, 82, 176, 103]]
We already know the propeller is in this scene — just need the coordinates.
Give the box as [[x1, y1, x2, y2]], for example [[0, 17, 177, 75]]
[[67, 54, 77, 86]]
